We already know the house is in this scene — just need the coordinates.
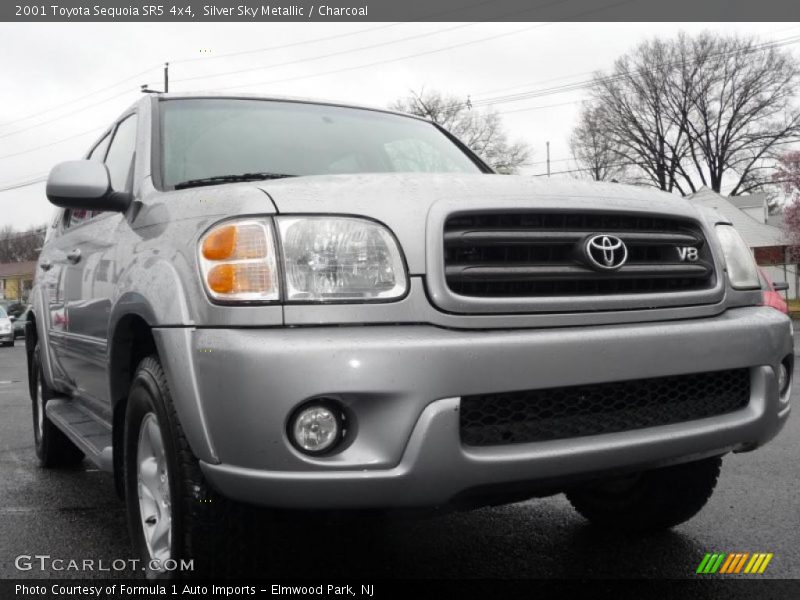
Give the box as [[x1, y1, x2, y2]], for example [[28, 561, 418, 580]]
[[0, 260, 36, 303], [687, 187, 794, 297], [727, 192, 784, 228]]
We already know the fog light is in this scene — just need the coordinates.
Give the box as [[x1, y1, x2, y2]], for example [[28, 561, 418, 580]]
[[290, 404, 342, 454]]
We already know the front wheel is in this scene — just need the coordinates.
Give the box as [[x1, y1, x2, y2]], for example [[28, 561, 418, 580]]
[[566, 457, 723, 532], [123, 356, 249, 579]]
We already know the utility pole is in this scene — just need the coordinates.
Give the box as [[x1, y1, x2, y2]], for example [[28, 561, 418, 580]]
[[141, 62, 170, 94], [546, 141, 550, 177]]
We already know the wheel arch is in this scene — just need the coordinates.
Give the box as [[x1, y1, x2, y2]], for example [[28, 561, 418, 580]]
[[107, 292, 218, 493]]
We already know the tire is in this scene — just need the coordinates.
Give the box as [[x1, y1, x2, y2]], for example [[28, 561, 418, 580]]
[[123, 356, 249, 579], [566, 457, 723, 532], [31, 344, 85, 467], [3, 341, 13, 347]]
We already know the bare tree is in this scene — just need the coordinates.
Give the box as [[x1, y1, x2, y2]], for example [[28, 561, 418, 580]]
[[391, 88, 531, 174], [570, 103, 626, 182], [588, 37, 691, 193], [681, 34, 800, 195], [574, 32, 800, 195], [0, 225, 46, 263]]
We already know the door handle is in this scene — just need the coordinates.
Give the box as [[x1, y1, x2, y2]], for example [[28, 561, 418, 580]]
[[39, 261, 52, 271], [66, 249, 82, 264]]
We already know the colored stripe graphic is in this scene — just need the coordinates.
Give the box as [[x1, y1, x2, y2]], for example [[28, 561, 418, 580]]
[[719, 554, 736, 574], [758, 554, 773, 573], [696, 554, 712, 574], [697, 552, 772, 575], [733, 553, 750, 574], [699, 553, 727, 574]]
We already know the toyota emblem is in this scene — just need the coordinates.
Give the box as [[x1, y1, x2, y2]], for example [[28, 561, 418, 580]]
[[584, 234, 628, 270]]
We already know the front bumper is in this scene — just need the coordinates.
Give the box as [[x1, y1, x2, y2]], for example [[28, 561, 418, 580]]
[[154, 306, 792, 509], [0, 331, 13, 343]]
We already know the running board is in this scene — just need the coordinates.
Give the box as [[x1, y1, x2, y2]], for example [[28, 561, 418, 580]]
[[45, 398, 113, 472]]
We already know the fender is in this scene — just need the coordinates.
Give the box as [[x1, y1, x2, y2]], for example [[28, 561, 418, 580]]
[[107, 272, 216, 463]]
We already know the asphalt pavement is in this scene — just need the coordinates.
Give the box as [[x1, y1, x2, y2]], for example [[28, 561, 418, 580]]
[[1, 340, 798, 581]]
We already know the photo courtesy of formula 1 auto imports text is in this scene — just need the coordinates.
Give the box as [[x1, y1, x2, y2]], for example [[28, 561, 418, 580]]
[[1, 0, 799, 598]]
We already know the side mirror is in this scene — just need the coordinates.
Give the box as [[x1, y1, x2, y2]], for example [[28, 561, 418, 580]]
[[8, 316, 16, 322], [46, 161, 130, 212], [773, 281, 790, 292]]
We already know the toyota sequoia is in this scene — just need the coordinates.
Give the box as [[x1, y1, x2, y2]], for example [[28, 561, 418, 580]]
[[26, 94, 793, 577]]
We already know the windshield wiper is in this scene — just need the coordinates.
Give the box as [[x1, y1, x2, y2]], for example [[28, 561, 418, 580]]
[[173, 172, 296, 190]]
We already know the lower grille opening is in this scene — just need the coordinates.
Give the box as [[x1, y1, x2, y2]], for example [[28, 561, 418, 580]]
[[460, 369, 750, 447]]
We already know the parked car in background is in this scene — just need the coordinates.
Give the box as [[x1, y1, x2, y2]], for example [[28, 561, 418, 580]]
[[0, 306, 14, 347], [759, 268, 789, 315], [0, 300, 25, 319], [13, 306, 31, 338]]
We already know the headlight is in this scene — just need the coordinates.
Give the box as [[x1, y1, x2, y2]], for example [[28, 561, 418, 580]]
[[0, 322, 10, 333], [198, 220, 279, 302], [715, 224, 760, 290], [277, 216, 407, 302], [198, 216, 408, 303]]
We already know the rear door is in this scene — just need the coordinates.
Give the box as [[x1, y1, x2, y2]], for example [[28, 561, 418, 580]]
[[39, 210, 73, 387]]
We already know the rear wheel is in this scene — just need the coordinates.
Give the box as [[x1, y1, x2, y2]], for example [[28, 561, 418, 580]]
[[124, 356, 250, 579], [31, 344, 85, 467], [566, 457, 722, 532]]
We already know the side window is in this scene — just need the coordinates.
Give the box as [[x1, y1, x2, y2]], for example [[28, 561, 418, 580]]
[[105, 114, 138, 192], [64, 116, 137, 230], [88, 133, 112, 161], [65, 208, 92, 229]]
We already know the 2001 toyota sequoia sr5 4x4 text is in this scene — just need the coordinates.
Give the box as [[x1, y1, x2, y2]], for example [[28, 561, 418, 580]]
[[25, 93, 792, 577]]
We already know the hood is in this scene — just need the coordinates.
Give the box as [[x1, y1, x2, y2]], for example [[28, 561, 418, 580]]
[[258, 173, 702, 273]]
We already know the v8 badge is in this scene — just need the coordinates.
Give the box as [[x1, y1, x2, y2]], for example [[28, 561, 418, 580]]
[[677, 247, 699, 262]]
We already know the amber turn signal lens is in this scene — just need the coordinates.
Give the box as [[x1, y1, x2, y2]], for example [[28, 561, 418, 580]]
[[207, 263, 274, 295], [202, 225, 237, 260], [199, 219, 279, 302], [207, 264, 236, 293]]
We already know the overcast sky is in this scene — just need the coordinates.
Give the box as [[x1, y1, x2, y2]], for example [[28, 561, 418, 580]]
[[0, 20, 796, 230]]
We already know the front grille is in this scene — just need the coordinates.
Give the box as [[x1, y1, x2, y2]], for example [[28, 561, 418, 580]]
[[444, 212, 715, 298], [460, 369, 750, 447]]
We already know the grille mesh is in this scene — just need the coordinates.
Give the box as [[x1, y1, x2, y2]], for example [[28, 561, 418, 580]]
[[444, 212, 715, 298], [460, 369, 750, 447]]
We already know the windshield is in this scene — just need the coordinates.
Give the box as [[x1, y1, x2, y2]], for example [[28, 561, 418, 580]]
[[0, 307, 7, 319], [159, 98, 484, 188]]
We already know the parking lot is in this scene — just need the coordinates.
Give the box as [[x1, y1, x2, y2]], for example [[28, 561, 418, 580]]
[[1, 340, 798, 580]]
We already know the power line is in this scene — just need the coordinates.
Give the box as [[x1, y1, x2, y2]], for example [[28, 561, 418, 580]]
[[0, 177, 47, 193], [172, 21, 484, 85], [0, 1, 569, 139], [172, 23, 405, 66], [0, 65, 161, 131], [0, 0, 504, 131], [3, 32, 799, 167], [427, 33, 800, 119], [0, 126, 104, 161], [0, 181, 44, 191], [212, 0, 637, 92], [170, 0, 510, 66], [470, 24, 800, 101], [0, 88, 138, 141], [172, 0, 576, 86]]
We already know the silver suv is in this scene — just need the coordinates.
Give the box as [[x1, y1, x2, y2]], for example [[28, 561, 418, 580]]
[[27, 93, 792, 577]]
